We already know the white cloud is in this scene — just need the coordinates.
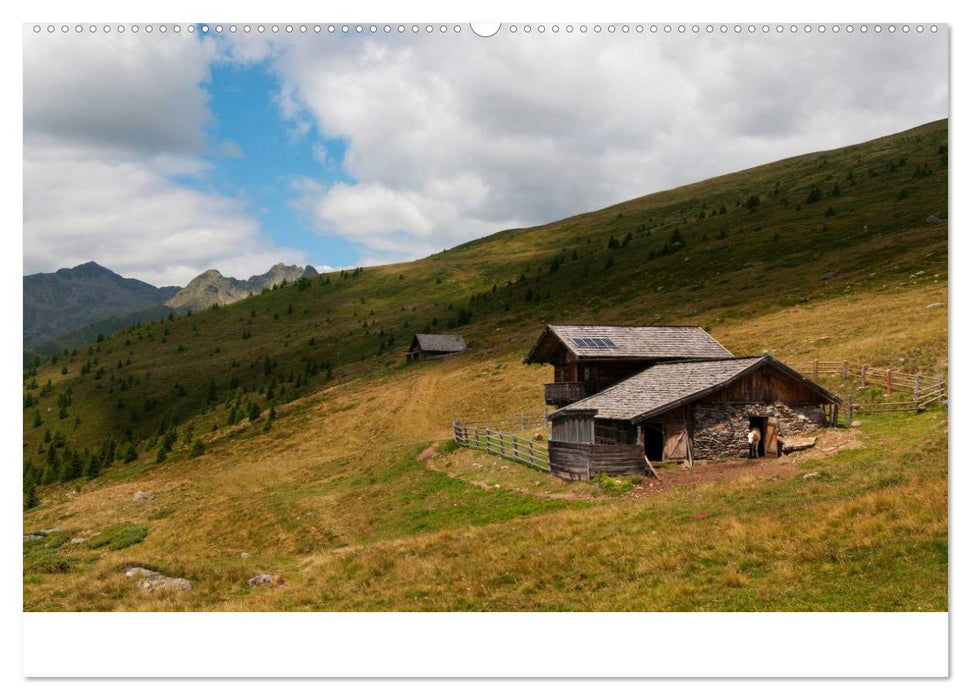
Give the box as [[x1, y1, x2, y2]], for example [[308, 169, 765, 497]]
[[23, 29, 306, 286], [23, 30, 216, 155], [224, 29, 948, 263], [23, 136, 308, 287]]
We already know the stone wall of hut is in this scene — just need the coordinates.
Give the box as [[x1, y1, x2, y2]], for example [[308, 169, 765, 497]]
[[690, 402, 825, 459]]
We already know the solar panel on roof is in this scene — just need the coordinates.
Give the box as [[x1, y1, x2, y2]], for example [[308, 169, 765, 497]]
[[572, 337, 617, 348]]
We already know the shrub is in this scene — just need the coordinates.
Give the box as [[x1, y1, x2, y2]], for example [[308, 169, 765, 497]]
[[24, 549, 76, 574], [189, 439, 205, 458], [596, 474, 634, 495], [23, 482, 39, 510], [121, 442, 138, 463], [88, 525, 148, 551]]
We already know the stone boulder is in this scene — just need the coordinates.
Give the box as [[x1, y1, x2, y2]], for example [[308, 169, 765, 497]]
[[138, 575, 192, 592], [133, 491, 154, 502], [125, 566, 191, 592], [247, 574, 285, 588]]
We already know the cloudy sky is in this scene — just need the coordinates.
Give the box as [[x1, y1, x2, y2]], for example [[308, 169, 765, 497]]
[[23, 24, 948, 286]]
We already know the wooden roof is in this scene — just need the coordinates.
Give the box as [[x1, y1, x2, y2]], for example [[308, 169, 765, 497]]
[[523, 324, 734, 364], [551, 355, 840, 423], [410, 334, 468, 353]]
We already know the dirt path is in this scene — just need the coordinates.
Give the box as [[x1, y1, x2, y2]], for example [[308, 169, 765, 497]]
[[630, 428, 863, 498]]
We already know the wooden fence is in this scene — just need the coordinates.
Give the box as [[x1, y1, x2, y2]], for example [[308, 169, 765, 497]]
[[790, 359, 947, 417], [452, 420, 550, 473], [454, 413, 549, 433]]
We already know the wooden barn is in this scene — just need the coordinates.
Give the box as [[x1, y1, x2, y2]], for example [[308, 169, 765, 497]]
[[547, 355, 840, 480], [406, 333, 468, 361], [523, 325, 840, 481], [523, 324, 735, 406]]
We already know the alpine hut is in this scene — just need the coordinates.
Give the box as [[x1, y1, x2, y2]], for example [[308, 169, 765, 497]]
[[523, 326, 840, 481], [406, 334, 468, 361], [523, 324, 734, 406]]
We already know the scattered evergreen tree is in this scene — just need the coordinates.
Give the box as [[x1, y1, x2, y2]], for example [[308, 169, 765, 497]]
[[84, 453, 100, 480], [24, 480, 39, 510], [121, 442, 138, 463]]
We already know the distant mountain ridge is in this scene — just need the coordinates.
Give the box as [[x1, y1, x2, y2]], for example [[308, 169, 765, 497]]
[[24, 261, 318, 357], [165, 263, 318, 312], [23, 262, 179, 352]]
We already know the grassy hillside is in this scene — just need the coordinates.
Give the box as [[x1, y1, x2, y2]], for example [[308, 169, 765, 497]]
[[22, 120, 948, 611]]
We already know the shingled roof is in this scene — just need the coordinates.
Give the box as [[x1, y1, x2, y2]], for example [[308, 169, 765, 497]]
[[523, 325, 733, 364], [551, 355, 839, 423], [410, 334, 468, 354]]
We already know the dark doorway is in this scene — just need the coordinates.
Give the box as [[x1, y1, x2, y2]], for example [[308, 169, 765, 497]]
[[644, 423, 664, 462], [748, 416, 767, 457]]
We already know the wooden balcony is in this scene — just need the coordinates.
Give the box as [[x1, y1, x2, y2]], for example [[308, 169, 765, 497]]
[[544, 381, 587, 406]]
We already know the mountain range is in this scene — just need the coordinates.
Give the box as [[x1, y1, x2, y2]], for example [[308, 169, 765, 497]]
[[164, 263, 318, 312], [23, 261, 317, 358]]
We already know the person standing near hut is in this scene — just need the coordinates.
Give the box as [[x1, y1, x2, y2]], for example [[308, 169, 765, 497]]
[[747, 426, 762, 458]]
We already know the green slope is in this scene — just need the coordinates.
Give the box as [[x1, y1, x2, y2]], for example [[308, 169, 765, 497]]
[[22, 119, 948, 489]]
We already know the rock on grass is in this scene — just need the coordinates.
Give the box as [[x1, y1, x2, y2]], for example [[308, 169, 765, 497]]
[[124, 566, 192, 592]]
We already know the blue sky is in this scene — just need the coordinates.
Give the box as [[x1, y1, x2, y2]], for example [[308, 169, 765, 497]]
[[22, 25, 948, 286], [202, 59, 359, 270]]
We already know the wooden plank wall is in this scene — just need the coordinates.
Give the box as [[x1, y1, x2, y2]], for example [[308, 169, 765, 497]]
[[704, 366, 822, 405], [548, 440, 644, 481], [551, 415, 595, 444]]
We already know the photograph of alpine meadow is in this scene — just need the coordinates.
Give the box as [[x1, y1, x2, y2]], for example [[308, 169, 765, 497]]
[[22, 21, 948, 618]]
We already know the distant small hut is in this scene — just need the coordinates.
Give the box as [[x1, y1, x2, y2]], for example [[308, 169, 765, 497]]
[[407, 334, 468, 361]]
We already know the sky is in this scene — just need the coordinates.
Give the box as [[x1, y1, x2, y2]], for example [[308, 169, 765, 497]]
[[22, 24, 949, 287]]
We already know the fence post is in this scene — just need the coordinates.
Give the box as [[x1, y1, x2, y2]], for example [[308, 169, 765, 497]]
[[860, 364, 867, 387], [886, 369, 892, 396], [914, 375, 920, 403], [841, 361, 848, 379], [813, 359, 819, 380], [847, 394, 854, 426]]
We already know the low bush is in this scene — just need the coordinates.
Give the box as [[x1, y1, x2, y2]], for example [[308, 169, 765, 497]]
[[88, 525, 148, 551]]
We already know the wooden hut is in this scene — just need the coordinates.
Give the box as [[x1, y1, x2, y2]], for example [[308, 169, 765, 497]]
[[546, 355, 840, 481], [406, 334, 468, 361], [523, 324, 734, 406]]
